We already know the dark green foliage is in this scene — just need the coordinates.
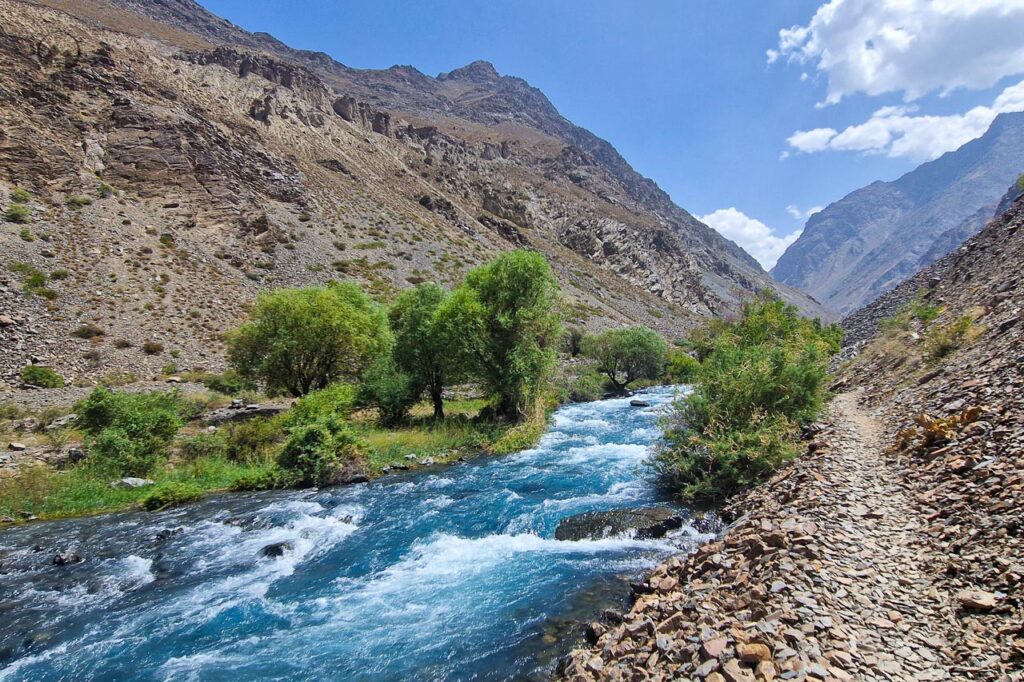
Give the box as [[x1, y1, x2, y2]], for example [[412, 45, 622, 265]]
[[140, 482, 204, 511], [563, 326, 585, 357], [436, 250, 561, 421], [10, 187, 30, 204], [227, 282, 391, 397], [582, 326, 668, 392], [389, 283, 465, 419], [565, 370, 604, 402], [20, 365, 64, 388], [75, 387, 187, 476], [665, 351, 700, 383], [653, 294, 840, 502], [221, 417, 286, 463], [277, 415, 364, 487], [358, 356, 418, 426]]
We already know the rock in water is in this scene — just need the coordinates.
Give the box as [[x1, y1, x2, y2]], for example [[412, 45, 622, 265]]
[[260, 542, 294, 559], [554, 508, 683, 541], [629, 400, 651, 408], [52, 552, 83, 566]]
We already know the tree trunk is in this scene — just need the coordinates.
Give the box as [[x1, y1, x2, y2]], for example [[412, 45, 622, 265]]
[[430, 386, 445, 421]]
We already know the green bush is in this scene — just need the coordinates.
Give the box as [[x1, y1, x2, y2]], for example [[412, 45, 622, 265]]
[[582, 326, 668, 392], [227, 282, 391, 397], [66, 195, 92, 209], [285, 383, 357, 427], [666, 351, 700, 383], [277, 415, 364, 487], [358, 357, 417, 426], [75, 387, 187, 476], [4, 203, 30, 224], [20, 365, 64, 388], [221, 416, 286, 463], [140, 482, 204, 511], [653, 294, 839, 502], [10, 187, 31, 204], [566, 370, 604, 402], [18, 227, 35, 241], [202, 370, 246, 396], [925, 315, 978, 361], [179, 432, 226, 461]]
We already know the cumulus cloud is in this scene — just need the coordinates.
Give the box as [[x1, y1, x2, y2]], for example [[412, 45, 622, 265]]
[[785, 79, 1024, 161], [786, 204, 824, 221], [699, 208, 801, 270], [768, 0, 1024, 104]]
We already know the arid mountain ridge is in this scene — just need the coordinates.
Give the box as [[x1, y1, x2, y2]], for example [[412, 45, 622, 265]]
[[0, 0, 824, 387]]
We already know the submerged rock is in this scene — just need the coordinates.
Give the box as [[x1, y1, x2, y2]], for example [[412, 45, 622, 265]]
[[554, 507, 684, 541], [52, 551, 83, 566]]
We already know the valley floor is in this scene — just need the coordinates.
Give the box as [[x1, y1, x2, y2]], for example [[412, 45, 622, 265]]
[[562, 390, 1017, 681]]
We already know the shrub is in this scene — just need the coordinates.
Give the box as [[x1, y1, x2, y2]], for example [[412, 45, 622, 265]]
[[66, 195, 92, 209], [277, 415, 364, 487], [179, 432, 225, 461], [112, 338, 133, 349], [4, 203, 30, 223], [565, 370, 604, 402], [10, 187, 30, 203], [436, 250, 561, 421], [227, 282, 391, 396], [161, 363, 178, 375], [653, 294, 839, 503], [358, 356, 418, 426], [97, 183, 113, 198], [286, 383, 357, 427], [582, 326, 668, 392], [563, 326, 585, 357], [142, 339, 164, 355], [202, 370, 246, 395], [49, 269, 69, 280], [75, 387, 187, 476], [18, 227, 35, 241], [232, 468, 293, 491], [140, 482, 204, 511], [221, 416, 286, 463], [666, 351, 700, 383], [20, 365, 64, 388], [72, 323, 105, 339], [925, 315, 979, 361]]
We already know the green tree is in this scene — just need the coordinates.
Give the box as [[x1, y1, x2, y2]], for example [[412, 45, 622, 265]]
[[438, 250, 561, 421], [227, 282, 391, 397], [389, 283, 465, 420], [582, 326, 668, 393]]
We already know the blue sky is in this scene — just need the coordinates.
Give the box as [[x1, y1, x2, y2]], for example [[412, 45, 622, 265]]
[[198, 0, 1024, 269]]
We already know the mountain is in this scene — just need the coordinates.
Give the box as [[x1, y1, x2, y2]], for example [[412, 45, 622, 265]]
[[771, 111, 1024, 315], [0, 0, 821, 385]]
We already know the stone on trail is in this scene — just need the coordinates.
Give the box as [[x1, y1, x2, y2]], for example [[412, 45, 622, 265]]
[[956, 590, 999, 610]]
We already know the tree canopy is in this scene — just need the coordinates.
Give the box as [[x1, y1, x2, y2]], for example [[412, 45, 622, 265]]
[[583, 326, 668, 392], [227, 282, 391, 397]]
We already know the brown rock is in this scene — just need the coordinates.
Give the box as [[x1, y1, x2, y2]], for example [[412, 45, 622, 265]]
[[701, 637, 729, 660], [957, 590, 999, 609], [737, 643, 771, 663]]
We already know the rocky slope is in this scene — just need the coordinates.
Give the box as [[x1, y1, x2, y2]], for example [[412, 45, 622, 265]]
[[0, 0, 820, 388], [772, 111, 1024, 315], [563, 196, 1024, 680]]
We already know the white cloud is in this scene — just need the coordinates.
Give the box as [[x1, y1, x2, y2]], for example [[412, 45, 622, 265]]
[[769, 0, 1024, 105], [700, 208, 802, 270], [785, 79, 1024, 161], [786, 204, 824, 221]]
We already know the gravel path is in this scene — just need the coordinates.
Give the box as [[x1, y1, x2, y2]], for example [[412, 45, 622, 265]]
[[562, 392, 955, 681]]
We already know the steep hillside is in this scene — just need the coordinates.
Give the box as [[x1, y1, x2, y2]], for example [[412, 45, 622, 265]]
[[772, 111, 1024, 315], [0, 0, 820, 388]]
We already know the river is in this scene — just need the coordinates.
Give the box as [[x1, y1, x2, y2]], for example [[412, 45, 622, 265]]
[[0, 386, 713, 681]]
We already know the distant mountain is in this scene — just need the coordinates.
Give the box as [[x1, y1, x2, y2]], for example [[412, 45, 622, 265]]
[[772, 111, 1024, 315]]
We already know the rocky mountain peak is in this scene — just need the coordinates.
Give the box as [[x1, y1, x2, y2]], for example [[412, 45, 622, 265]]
[[438, 59, 501, 82]]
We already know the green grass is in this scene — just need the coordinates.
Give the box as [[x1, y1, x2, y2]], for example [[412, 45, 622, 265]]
[[0, 456, 275, 521]]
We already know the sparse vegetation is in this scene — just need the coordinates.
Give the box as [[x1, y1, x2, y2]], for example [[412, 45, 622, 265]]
[[10, 187, 31, 203], [20, 365, 65, 388], [18, 227, 35, 241], [4, 203, 30, 224], [66, 195, 93, 209]]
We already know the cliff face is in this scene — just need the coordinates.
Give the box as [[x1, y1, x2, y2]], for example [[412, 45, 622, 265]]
[[772, 112, 1024, 315]]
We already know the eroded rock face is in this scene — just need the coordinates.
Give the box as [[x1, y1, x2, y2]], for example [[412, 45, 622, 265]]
[[554, 508, 684, 542]]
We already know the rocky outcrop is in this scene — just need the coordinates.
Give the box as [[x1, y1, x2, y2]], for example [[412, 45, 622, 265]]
[[773, 111, 1024, 315]]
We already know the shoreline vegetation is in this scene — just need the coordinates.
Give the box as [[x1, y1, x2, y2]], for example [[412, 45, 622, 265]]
[[1, 252, 837, 524], [0, 250, 668, 523]]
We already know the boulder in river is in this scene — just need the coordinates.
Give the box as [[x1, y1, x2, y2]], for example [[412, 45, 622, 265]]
[[260, 542, 294, 559], [554, 508, 684, 541], [629, 400, 651, 408], [52, 551, 83, 566]]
